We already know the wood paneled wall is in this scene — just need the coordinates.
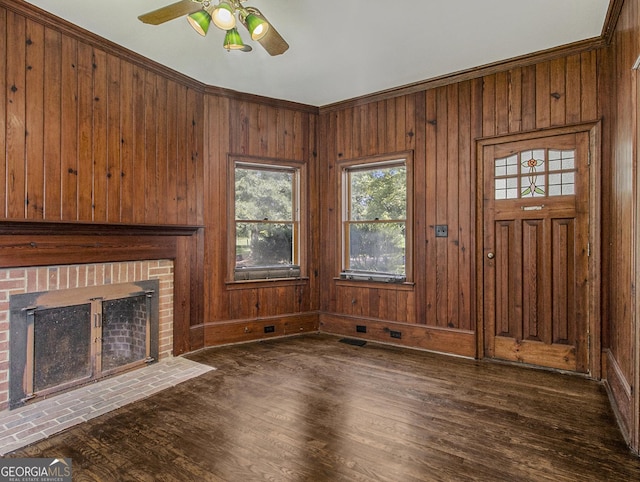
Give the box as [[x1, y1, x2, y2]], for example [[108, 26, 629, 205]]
[[318, 51, 603, 357], [0, 7, 203, 226], [199, 96, 320, 347], [605, 0, 640, 453]]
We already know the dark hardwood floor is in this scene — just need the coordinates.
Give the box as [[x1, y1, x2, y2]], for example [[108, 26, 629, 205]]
[[6, 334, 640, 481]]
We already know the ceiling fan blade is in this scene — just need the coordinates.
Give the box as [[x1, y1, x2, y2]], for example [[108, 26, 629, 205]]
[[258, 25, 289, 56], [138, 0, 203, 25], [241, 7, 289, 56]]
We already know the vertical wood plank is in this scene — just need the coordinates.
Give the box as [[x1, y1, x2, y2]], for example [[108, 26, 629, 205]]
[[458, 80, 473, 332], [276, 105, 286, 158], [367, 103, 378, 155], [144, 70, 158, 223], [295, 110, 306, 162], [233, 100, 250, 155], [186, 87, 200, 226], [173, 235, 192, 355], [495, 71, 509, 135], [266, 104, 277, 158], [471, 76, 483, 338], [385, 98, 397, 152], [286, 106, 297, 161], [260, 103, 271, 157], [535, 61, 551, 129], [394, 96, 407, 152], [550, 57, 567, 126], [92, 49, 108, 222], [482, 74, 496, 137], [447, 84, 460, 329], [155, 76, 168, 224], [175, 84, 188, 223], [25, 19, 44, 219], [165, 80, 179, 225], [307, 114, 319, 312], [413, 91, 427, 324], [43, 28, 62, 220], [76, 42, 93, 221], [106, 54, 121, 223], [356, 104, 367, 157], [119, 60, 134, 223], [424, 89, 437, 325], [508, 68, 522, 133], [0, 8, 6, 218], [131, 65, 146, 224], [339, 107, 353, 160], [521, 65, 537, 131], [565, 54, 582, 124], [404, 94, 416, 152], [60, 35, 78, 221], [435, 86, 449, 328], [376, 99, 387, 154], [247, 101, 260, 155], [6, 11, 26, 219], [581, 50, 598, 121]]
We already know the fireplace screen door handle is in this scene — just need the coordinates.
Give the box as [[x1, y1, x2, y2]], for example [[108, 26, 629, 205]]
[[94, 312, 102, 328]]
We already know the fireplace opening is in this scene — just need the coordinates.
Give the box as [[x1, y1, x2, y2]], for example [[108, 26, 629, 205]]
[[9, 280, 159, 409]]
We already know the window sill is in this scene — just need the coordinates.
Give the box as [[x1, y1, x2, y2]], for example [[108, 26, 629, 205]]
[[334, 278, 415, 291], [226, 277, 309, 290]]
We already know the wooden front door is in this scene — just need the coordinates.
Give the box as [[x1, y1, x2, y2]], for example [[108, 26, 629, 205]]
[[482, 132, 590, 373]]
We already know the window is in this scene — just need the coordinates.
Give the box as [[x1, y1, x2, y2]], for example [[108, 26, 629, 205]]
[[340, 154, 412, 283], [231, 158, 304, 281]]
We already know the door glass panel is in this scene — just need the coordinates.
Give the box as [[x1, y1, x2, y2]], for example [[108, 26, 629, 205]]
[[494, 148, 576, 200]]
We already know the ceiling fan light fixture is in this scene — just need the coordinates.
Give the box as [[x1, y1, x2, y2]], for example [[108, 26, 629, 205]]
[[137, 1, 288, 56], [212, 1, 236, 30], [223, 27, 246, 51], [186, 10, 212, 36], [243, 12, 269, 41]]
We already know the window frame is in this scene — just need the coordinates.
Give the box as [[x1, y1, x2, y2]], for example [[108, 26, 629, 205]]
[[337, 151, 413, 284], [227, 155, 307, 283]]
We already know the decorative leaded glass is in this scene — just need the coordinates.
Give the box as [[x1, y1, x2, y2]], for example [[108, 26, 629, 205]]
[[494, 149, 576, 200]]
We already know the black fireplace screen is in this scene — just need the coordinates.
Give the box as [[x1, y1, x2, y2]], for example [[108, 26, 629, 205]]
[[33, 304, 92, 392], [9, 280, 159, 409]]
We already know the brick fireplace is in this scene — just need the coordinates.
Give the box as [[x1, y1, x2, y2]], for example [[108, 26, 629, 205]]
[[0, 260, 174, 411]]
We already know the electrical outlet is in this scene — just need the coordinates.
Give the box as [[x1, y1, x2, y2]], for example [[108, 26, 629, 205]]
[[356, 325, 367, 333], [435, 225, 448, 237], [390, 330, 402, 339], [264, 325, 275, 333]]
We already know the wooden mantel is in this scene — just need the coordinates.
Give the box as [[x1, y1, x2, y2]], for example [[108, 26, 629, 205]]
[[0, 220, 205, 355]]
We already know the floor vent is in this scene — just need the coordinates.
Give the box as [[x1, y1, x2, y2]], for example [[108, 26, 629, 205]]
[[339, 338, 367, 347]]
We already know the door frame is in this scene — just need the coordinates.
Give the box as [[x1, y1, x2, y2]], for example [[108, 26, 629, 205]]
[[475, 122, 602, 378]]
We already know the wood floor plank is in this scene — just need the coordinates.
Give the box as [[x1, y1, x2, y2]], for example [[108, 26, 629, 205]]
[[6, 334, 640, 481]]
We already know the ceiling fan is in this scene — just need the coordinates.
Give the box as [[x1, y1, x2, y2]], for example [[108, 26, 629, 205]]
[[138, 0, 289, 55]]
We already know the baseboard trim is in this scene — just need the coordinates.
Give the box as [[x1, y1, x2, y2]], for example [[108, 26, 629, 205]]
[[319, 313, 476, 358]]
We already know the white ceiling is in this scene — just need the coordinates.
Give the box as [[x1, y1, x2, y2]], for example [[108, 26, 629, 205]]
[[23, 0, 611, 107]]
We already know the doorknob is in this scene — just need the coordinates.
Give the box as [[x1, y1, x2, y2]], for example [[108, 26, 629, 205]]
[[487, 252, 495, 259]]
